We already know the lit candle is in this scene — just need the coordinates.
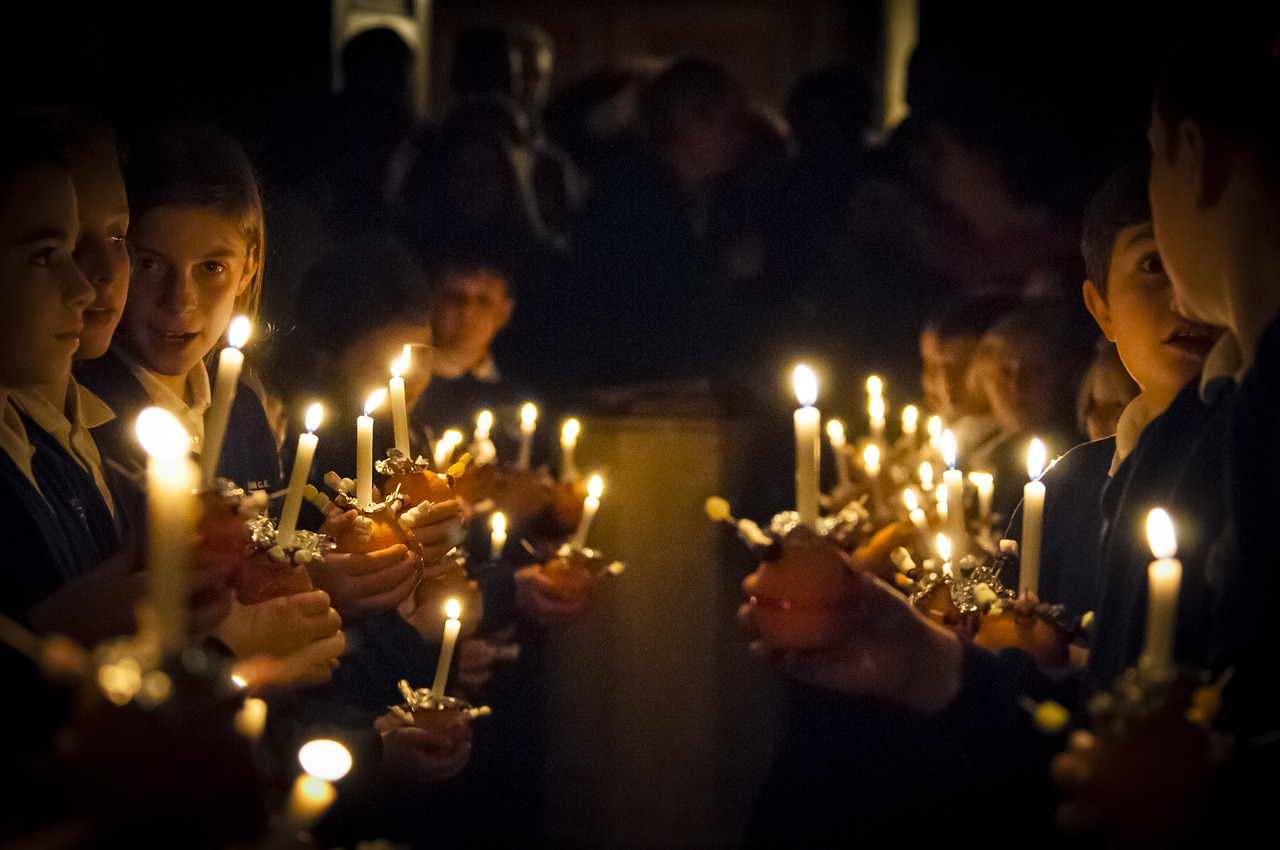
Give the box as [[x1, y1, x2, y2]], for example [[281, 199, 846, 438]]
[[968, 471, 994, 529], [919, 461, 934, 491], [1020, 438, 1047, 597], [517, 402, 537, 469], [903, 488, 929, 533], [235, 697, 268, 743], [569, 473, 604, 550], [863, 443, 881, 516], [827, 419, 850, 487], [1142, 508, 1182, 680], [935, 482, 948, 523], [927, 415, 943, 450], [490, 511, 507, 560], [136, 407, 199, 654], [941, 429, 967, 560], [867, 375, 886, 445], [473, 409, 496, 464], [901, 404, 919, 440], [560, 418, 581, 484], [793, 365, 821, 528], [278, 403, 323, 549], [200, 316, 250, 485], [357, 389, 387, 507], [434, 429, 462, 470], [431, 598, 462, 697], [389, 345, 411, 457], [936, 532, 953, 579], [288, 739, 352, 832]]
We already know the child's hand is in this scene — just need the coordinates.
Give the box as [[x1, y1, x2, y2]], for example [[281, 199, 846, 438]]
[[514, 563, 593, 626], [375, 710, 473, 784], [400, 498, 465, 570], [213, 588, 342, 660], [308, 545, 420, 620], [234, 629, 346, 688], [453, 635, 519, 699]]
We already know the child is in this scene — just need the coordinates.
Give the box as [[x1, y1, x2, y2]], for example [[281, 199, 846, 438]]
[[1075, 341, 1139, 442]]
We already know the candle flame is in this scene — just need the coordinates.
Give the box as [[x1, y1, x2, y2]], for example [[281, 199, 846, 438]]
[[136, 407, 190, 460], [587, 473, 604, 499], [477, 409, 493, 432], [869, 395, 885, 422], [1146, 508, 1177, 559], [230, 673, 247, 689], [521, 402, 537, 426], [936, 533, 952, 562], [866, 375, 883, 398], [927, 415, 942, 439], [919, 461, 934, 488], [304, 403, 323, 433], [793, 364, 818, 407], [445, 598, 461, 620], [491, 511, 506, 535], [903, 489, 918, 511], [902, 404, 919, 431], [863, 443, 880, 468], [441, 429, 463, 449], [390, 344, 411, 378], [364, 389, 387, 416], [1027, 438, 1046, 480], [298, 739, 353, 781], [561, 418, 580, 445], [968, 471, 993, 489], [227, 315, 251, 349], [826, 419, 845, 443], [941, 429, 957, 469]]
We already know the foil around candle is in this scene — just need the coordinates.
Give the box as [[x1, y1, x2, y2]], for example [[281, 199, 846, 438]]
[[394, 678, 491, 717], [332, 486, 407, 517], [552, 543, 625, 577], [375, 447, 433, 477], [246, 515, 335, 561]]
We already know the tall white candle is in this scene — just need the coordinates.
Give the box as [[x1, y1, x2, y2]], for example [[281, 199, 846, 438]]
[[278, 403, 323, 549], [935, 482, 948, 523], [919, 461, 934, 492], [827, 419, 850, 487], [793, 365, 821, 528], [517, 402, 537, 469], [901, 404, 919, 440], [969, 471, 994, 529], [1142, 508, 1182, 680], [1020, 438, 1047, 596], [200, 316, 250, 485], [136, 407, 198, 654], [431, 598, 462, 697], [927, 415, 943, 452], [863, 442, 881, 516], [569, 474, 603, 550], [357, 389, 386, 507], [389, 345, 411, 457], [867, 375, 886, 445], [903, 488, 929, 533], [940, 429, 967, 560], [473, 409, 496, 465], [490, 511, 507, 560], [560, 418, 581, 484]]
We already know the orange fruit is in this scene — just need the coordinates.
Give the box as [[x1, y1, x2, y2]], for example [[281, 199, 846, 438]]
[[231, 551, 315, 605], [384, 470, 455, 509], [744, 526, 860, 650], [973, 608, 1070, 668], [330, 506, 412, 554]]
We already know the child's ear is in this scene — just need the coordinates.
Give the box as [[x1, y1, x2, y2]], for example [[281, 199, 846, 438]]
[[1082, 280, 1115, 342]]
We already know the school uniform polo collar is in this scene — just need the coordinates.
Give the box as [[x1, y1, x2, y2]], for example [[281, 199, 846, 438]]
[[11, 377, 119, 516], [0, 398, 38, 490], [1109, 392, 1157, 477], [113, 348, 212, 452]]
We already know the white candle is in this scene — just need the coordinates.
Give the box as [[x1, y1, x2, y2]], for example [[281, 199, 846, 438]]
[[136, 407, 198, 654], [927, 415, 943, 450], [869, 395, 886, 446], [969, 471, 994, 528], [901, 404, 919, 439], [490, 511, 507, 560], [863, 442, 881, 516], [358, 389, 387, 507], [936, 533, 952, 579], [1142, 508, 1182, 680], [473, 409, 496, 465], [389, 345, 411, 457], [793, 365, 821, 528], [903, 488, 929, 533], [941, 429, 967, 560], [278, 403, 323, 549], [569, 474, 603, 550], [935, 482, 948, 523], [200, 316, 250, 485], [517, 402, 537, 469], [434, 429, 462, 470], [289, 739, 353, 831], [235, 697, 268, 743], [827, 419, 850, 487], [431, 598, 462, 697], [1020, 438, 1047, 596], [560, 418, 581, 484], [919, 461, 934, 491]]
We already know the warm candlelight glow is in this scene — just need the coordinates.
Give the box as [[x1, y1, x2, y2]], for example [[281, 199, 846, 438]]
[[476, 409, 493, 439], [936, 483, 948, 507], [445, 598, 461, 620], [1027, 438, 1046, 479], [305, 403, 323, 433], [441, 429, 463, 450], [869, 395, 885, 424], [902, 404, 919, 433], [919, 461, 934, 489], [793, 364, 818, 406], [561, 418, 580, 446], [927, 415, 942, 439], [904, 489, 918, 511], [137, 407, 190, 459], [227, 315, 251, 349], [967, 471, 992, 490], [390, 344, 411, 378], [1146, 508, 1177, 559], [491, 511, 506, 537], [941, 429, 957, 469], [866, 375, 883, 398], [587, 473, 604, 500], [826, 419, 845, 443], [863, 443, 880, 473], [936, 533, 951, 562], [521, 402, 538, 427], [365, 389, 387, 416], [298, 739, 353, 782]]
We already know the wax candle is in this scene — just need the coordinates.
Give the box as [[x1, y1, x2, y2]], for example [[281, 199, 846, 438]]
[[434, 429, 462, 470], [919, 461, 934, 491], [903, 488, 929, 533], [431, 598, 462, 697], [136, 407, 198, 654], [827, 419, 850, 487], [935, 482, 948, 523], [793, 365, 821, 528], [1020, 438, 1047, 596], [517, 402, 537, 469], [969, 471, 994, 529], [278, 403, 323, 549], [389, 345, 411, 457], [936, 533, 952, 579], [235, 697, 268, 743], [940, 429, 967, 560], [490, 511, 507, 560], [357, 389, 386, 507], [867, 375, 886, 444], [200, 316, 250, 485], [560, 418, 581, 484], [901, 404, 919, 440], [863, 443, 881, 516], [288, 739, 353, 832], [1142, 507, 1182, 680], [569, 474, 604, 550], [473, 409, 496, 465], [927, 415, 943, 449]]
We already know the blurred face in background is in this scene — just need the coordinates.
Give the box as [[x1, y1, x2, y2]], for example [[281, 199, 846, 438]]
[[430, 267, 512, 369], [921, 328, 986, 420]]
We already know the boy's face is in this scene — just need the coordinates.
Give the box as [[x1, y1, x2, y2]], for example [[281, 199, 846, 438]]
[[0, 161, 94, 388], [920, 329, 984, 419], [70, 145, 130, 360], [119, 205, 255, 378], [1083, 221, 1219, 406], [430, 268, 512, 362]]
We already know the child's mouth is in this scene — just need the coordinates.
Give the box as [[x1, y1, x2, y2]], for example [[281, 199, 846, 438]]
[[1164, 323, 1219, 357]]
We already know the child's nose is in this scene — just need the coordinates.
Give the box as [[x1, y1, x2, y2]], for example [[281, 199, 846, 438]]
[[158, 269, 199, 314], [64, 261, 95, 309]]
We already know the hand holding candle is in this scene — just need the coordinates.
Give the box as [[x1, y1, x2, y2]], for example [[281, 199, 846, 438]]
[[560, 418, 581, 484], [518, 402, 537, 469], [358, 389, 387, 507], [389, 345, 411, 457], [200, 316, 250, 485], [1142, 508, 1182, 680], [793, 365, 820, 528], [278, 403, 323, 549], [569, 473, 604, 550], [432, 598, 463, 697], [1020, 438, 1047, 597]]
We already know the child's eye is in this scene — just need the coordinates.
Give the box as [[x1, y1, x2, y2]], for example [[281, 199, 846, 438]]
[[1137, 252, 1164, 274], [31, 248, 56, 267], [202, 261, 227, 275], [135, 256, 157, 271]]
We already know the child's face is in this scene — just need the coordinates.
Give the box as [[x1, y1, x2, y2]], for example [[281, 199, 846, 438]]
[[430, 269, 512, 360], [119, 205, 255, 378], [0, 161, 94, 389], [1084, 222, 1219, 405], [70, 146, 130, 360], [920, 329, 983, 419]]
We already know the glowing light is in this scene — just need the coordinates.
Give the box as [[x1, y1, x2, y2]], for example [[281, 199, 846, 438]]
[[298, 739, 353, 782], [1146, 508, 1177, 560], [793, 364, 818, 407]]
